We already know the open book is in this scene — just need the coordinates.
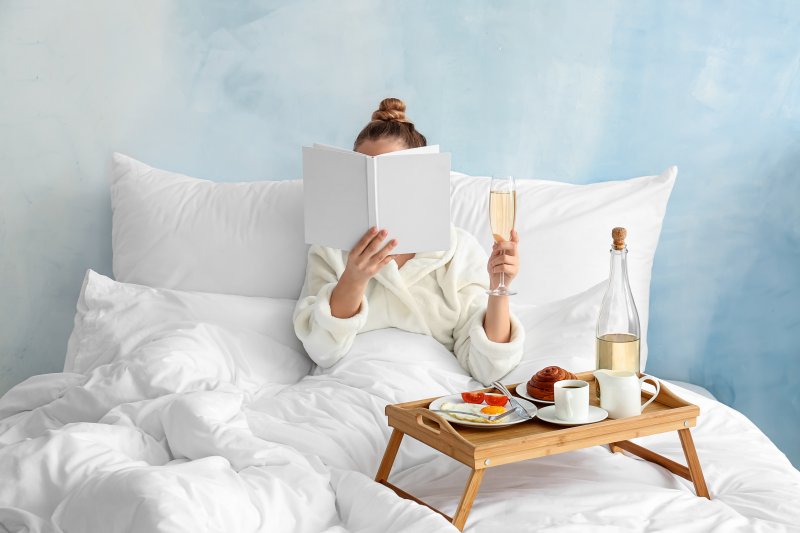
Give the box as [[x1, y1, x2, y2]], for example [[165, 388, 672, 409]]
[[302, 143, 451, 254]]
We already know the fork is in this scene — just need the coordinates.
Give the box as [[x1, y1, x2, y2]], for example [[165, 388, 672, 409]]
[[431, 409, 517, 422], [492, 381, 534, 420]]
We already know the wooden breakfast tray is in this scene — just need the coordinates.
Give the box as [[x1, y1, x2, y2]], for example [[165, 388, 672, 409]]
[[374, 371, 709, 531]]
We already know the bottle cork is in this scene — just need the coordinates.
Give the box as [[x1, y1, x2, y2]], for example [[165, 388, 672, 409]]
[[612, 227, 627, 250]]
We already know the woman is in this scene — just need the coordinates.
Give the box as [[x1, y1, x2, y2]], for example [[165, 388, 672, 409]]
[[293, 98, 523, 385]]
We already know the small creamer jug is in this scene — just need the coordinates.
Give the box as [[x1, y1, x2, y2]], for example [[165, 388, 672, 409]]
[[593, 370, 661, 419]]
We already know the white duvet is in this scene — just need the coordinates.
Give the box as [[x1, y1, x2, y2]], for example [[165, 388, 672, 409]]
[[1, 276, 799, 532]]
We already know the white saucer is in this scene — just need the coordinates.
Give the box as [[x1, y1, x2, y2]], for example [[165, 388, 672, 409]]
[[536, 405, 608, 426], [515, 383, 554, 404]]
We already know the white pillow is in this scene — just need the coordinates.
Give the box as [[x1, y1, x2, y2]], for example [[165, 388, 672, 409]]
[[65, 270, 311, 385], [451, 168, 676, 368], [111, 153, 308, 298], [505, 281, 606, 384]]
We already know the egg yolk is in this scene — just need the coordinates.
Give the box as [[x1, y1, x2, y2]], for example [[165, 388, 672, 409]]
[[480, 405, 506, 415]]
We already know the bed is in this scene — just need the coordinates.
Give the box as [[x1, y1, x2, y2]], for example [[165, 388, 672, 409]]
[[1, 155, 798, 533]]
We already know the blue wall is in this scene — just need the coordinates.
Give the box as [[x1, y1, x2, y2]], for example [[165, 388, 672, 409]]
[[1, 1, 798, 465]]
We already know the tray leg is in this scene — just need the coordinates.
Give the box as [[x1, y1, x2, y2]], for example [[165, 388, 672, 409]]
[[610, 431, 710, 499], [678, 428, 710, 499], [375, 429, 457, 524], [375, 429, 404, 483], [452, 468, 485, 531]]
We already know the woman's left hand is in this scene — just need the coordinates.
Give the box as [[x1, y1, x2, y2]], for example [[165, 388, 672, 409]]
[[488, 229, 520, 290]]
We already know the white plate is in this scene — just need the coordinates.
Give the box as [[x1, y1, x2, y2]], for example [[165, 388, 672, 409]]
[[536, 405, 608, 426], [515, 383, 555, 404], [429, 394, 538, 429]]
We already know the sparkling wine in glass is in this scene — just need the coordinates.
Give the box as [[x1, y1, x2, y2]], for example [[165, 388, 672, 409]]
[[487, 176, 517, 296]]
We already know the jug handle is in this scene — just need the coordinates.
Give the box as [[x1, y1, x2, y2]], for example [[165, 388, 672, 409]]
[[640, 375, 661, 410]]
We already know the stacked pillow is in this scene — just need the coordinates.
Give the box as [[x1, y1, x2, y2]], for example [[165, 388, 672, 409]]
[[64, 270, 312, 385], [111, 153, 307, 299], [108, 153, 675, 368], [450, 168, 677, 368], [111, 154, 675, 302]]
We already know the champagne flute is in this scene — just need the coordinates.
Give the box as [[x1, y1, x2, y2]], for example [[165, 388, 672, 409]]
[[487, 176, 517, 296]]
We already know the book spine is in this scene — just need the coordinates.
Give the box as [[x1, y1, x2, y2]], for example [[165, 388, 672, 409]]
[[366, 156, 379, 228]]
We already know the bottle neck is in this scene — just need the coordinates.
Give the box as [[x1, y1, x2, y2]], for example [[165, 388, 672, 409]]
[[597, 243, 641, 347], [609, 247, 629, 285]]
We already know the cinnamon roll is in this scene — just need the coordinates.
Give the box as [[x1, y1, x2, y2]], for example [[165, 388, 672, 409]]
[[526, 366, 577, 401]]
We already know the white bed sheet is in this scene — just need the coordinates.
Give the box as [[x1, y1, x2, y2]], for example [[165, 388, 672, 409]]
[[1, 313, 798, 532]]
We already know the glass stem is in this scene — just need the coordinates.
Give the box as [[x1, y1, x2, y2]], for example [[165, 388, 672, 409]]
[[498, 248, 506, 289]]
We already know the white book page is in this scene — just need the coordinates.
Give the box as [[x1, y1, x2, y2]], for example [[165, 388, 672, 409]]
[[375, 153, 451, 254], [302, 146, 370, 251], [312, 143, 354, 153]]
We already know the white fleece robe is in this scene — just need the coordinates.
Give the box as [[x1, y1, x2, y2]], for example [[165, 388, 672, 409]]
[[293, 226, 524, 385]]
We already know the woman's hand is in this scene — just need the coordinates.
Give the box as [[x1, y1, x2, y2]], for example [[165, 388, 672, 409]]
[[487, 229, 520, 290], [331, 227, 395, 318], [341, 227, 397, 287], [483, 229, 519, 342]]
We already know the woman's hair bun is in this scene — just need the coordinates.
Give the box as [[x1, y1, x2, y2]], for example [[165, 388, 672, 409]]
[[354, 96, 426, 149], [371, 97, 408, 123]]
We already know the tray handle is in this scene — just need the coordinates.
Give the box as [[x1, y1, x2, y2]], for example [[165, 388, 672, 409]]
[[411, 408, 461, 438]]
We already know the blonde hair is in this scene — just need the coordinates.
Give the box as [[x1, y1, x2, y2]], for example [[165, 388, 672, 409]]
[[353, 98, 427, 150]]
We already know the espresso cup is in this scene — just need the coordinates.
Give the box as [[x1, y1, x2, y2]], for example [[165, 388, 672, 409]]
[[554, 380, 589, 422]]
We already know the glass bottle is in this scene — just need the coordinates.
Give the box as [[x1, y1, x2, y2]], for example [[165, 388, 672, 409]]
[[596, 227, 641, 397]]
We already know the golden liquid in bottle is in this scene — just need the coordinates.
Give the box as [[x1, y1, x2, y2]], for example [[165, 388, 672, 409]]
[[489, 190, 516, 242], [595, 333, 641, 399]]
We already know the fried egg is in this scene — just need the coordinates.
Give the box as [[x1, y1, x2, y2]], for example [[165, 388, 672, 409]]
[[440, 402, 507, 423]]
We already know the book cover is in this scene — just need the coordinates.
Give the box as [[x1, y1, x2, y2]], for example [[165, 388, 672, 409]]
[[302, 144, 451, 254]]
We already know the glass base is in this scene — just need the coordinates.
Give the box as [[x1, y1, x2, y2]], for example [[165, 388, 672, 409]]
[[486, 287, 517, 296]]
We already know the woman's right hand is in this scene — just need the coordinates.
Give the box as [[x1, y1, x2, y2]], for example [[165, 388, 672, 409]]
[[330, 227, 395, 319], [341, 227, 397, 287]]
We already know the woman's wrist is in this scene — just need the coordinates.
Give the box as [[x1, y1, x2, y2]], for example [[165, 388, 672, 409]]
[[339, 269, 369, 294], [330, 273, 368, 319], [484, 294, 512, 343]]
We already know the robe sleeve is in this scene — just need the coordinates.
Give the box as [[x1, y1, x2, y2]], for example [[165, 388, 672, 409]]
[[451, 234, 525, 386], [292, 246, 368, 368]]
